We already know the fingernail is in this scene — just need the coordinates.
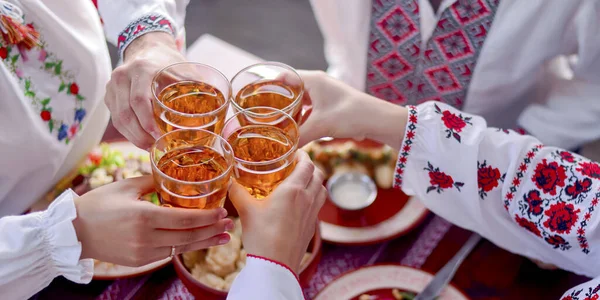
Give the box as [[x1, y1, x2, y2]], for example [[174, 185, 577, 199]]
[[218, 234, 230, 245], [225, 220, 234, 231], [219, 208, 228, 219]]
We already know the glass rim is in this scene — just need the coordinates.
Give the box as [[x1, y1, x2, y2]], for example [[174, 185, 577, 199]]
[[150, 128, 234, 185], [230, 61, 304, 114], [151, 62, 232, 118], [222, 106, 299, 167]]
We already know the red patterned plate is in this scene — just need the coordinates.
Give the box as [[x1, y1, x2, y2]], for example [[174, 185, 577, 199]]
[[314, 264, 470, 300], [314, 139, 428, 245]]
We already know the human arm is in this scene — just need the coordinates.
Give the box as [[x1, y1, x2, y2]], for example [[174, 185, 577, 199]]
[[97, 0, 190, 149], [0, 176, 231, 299], [226, 151, 326, 300], [298, 71, 600, 278]]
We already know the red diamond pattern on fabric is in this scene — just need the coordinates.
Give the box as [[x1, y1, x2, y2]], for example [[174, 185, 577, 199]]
[[365, 0, 501, 108], [425, 65, 462, 93], [450, 0, 491, 25], [374, 52, 413, 79], [377, 7, 418, 44], [370, 83, 406, 104], [434, 30, 474, 62]]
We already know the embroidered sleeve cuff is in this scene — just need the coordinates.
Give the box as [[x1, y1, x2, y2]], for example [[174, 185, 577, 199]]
[[42, 189, 94, 284], [117, 13, 176, 60], [246, 254, 300, 283], [227, 255, 305, 300], [392, 105, 418, 190]]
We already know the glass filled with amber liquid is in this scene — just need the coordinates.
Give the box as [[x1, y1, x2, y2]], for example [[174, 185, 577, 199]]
[[152, 62, 231, 134], [231, 62, 304, 124], [150, 129, 234, 209], [221, 107, 299, 198]]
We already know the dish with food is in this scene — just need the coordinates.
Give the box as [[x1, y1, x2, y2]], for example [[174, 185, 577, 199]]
[[303, 139, 429, 245], [30, 142, 171, 280], [173, 200, 322, 300], [181, 217, 312, 292], [314, 264, 469, 300]]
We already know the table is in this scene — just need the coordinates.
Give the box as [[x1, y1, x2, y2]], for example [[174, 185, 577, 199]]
[[37, 121, 591, 299], [35, 176, 590, 299]]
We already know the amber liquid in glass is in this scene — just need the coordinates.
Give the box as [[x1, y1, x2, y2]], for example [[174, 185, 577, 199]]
[[235, 80, 302, 122], [156, 146, 229, 209], [227, 125, 296, 198], [155, 81, 227, 134]]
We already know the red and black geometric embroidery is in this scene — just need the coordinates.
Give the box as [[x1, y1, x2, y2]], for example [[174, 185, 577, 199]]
[[424, 161, 464, 193], [477, 160, 505, 200], [434, 104, 472, 142], [117, 13, 176, 59], [366, 0, 501, 108], [393, 106, 418, 189], [504, 145, 542, 210]]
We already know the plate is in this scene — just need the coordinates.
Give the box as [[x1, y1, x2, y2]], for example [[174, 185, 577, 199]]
[[314, 264, 470, 300], [310, 139, 428, 245], [31, 141, 172, 280], [319, 195, 428, 245]]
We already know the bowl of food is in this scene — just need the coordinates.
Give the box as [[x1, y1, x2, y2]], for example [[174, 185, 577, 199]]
[[173, 200, 322, 300], [327, 171, 378, 218]]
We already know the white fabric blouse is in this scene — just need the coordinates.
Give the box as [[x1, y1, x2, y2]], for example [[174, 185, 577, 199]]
[[0, 0, 186, 299], [308, 0, 600, 150], [228, 101, 600, 299]]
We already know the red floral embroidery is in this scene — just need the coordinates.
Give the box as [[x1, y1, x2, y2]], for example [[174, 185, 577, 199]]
[[524, 190, 544, 216], [430, 171, 454, 188], [545, 234, 568, 250], [543, 202, 580, 235], [477, 160, 504, 200], [40, 110, 51, 121], [577, 162, 600, 180], [566, 178, 593, 200], [509, 149, 600, 253], [515, 215, 541, 237], [433, 104, 472, 142], [560, 151, 576, 163], [0, 47, 7, 60], [532, 159, 567, 196], [424, 161, 464, 193], [442, 110, 466, 132], [563, 282, 600, 300], [70, 83, 79, 95]]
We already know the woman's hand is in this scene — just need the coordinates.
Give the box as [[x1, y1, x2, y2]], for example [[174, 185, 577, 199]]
[[72, 176, 233, 267], [228, 150, 326, 273], [104, 32, 185, 150], [297, 70, 408, 150]]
